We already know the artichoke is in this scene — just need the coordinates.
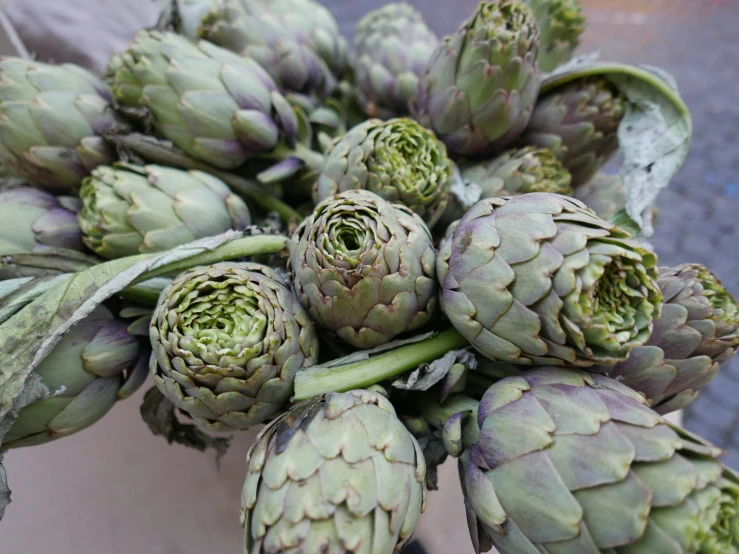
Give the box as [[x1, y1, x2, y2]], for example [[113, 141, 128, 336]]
[[522, 0, 586, 72], [199, 0, 348, 98], [4, 305, 148, 448], [107, 30, 299, 170], [0, 187, 83, 255], [289, 190, 438, 349], [240, 389, 427, 553], [594, 264, 739, 414], [572, 171, 626, 220], [437, 193, 662, 367], [78, 163, 251, 259], [519, 76, 626, 187], [353, 3, 438, 119], [314, 118, 455, 226], [463, 367, 739, 553], [150, 262, 319, 432], [0, 58, 124, 192], [412, 0, 541, 156]]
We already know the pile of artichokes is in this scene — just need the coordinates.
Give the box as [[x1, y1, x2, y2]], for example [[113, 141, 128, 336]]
[[1, 0, 736, 553]]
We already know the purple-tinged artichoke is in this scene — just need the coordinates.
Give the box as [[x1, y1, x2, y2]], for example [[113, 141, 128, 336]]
[[522, 0, 586, 72], [412, 1, 541, 156]]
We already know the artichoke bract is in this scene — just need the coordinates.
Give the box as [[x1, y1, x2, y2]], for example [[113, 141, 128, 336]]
[[107, 30, 298, 170], [290, 190, 438, 349], [463, 367, 739, 553], [595, 264, 739, 415], [412, 0, 541, 156], [522, 0, 586, 73], [240, 389, 427, 554], [0, 187, 83, 255], [4, 306, 148, 448], [78, 163, 251, 259], [314, 118, 455, 226], [199, 0, 347, 98], [0, 58, 123, 192], [353, 3, 438, 119], [150, 262, 319, 432], [437, 193, 662, 367], [519, 76, 626, 187]]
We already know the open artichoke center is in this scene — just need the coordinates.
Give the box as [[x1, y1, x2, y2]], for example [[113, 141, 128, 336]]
[[695, 484, 739, 551], [699, 269, 739, 324], [590, 260, 643, 339]]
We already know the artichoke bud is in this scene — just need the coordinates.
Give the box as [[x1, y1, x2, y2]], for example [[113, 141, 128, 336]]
[[464, 367, 739, 553], [78, 163, 251, 259], [412, 0, 541, 156], [438, 193, 663, 367], [520, 76, 627, 186], [150, 262, 319, 432], [522, 0, 586, 72], [314, 118, 455, 226], [289, 189, 438, 349], [4, 305, 149, 449], [240, 390, 427, 552]]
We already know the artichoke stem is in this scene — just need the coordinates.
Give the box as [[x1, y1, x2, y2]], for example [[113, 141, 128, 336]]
[[293, 329, 469, 400]]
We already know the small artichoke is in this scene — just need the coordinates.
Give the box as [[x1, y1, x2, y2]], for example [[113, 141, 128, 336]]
[[437, 193, 662, 367], [107, 30, 298, 170], [78, 163, 251, 259], [240, 389, 427, 553], [463, 367, 739, 553], [0, 187, 83, 255], [412, 0, 541, 156], [519, 76, 626, 186], [522, 0, 586, 72], [290, 190, 438, 349], [150, 262, 319, 432], [314, 118, 455, 226], [199, 0, 348, 98], [4, 305, 148, 448], [0, 58, 124, 192], [353, 3, 438, 119], [595, 264, 739, 414]]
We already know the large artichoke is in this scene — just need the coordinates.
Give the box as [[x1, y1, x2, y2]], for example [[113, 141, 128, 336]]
[[314, 118, 455, 226], [107, 30, 299, 170], [412, 0, 541, 156], [595, 264, 739, 415], [519, 76, 626, 186], [353, 3, 438, 119], [0, 58, 124, 192], [240, 389, 427, 553], [522, 0, 586, 72], [150, 262, 319, 432], [437, 193, 662, 367], [78, 163, 251, 259], [199, 0, 348, 98], [0, 187, 83, 255], [4, 305, 148, 448], [289, 190, 438, 349], [463, 367, 739, 553]]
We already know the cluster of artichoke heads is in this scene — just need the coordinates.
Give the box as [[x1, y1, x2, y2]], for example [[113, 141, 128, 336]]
[[1, 0, 737, 553]]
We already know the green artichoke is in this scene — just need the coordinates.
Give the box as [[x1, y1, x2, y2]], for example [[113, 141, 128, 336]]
[[314, 118, 455, 226], [437, 193, 662, 367], [0, 187, 83, 255], [519, 76, 626, 187], [521, 0, 586, 73], [78, 163, 251, 259], [0, 58, 124, 192], [289, 190, 438, 349], [240, 389, 427, 553], [353, 3, 438, 119], [107, 30, 299, 170], [4, 305, 148, 448], [412, 0, 541, 156], [199, 0, 348, 98], [150, 262, 319, 432], [463, 367, 739, 553], [594, 264, 739, 415]]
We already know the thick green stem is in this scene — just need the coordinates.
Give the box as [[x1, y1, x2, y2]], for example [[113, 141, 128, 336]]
[[293, 329, 469, 401], [119, 279, 170, 306]]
